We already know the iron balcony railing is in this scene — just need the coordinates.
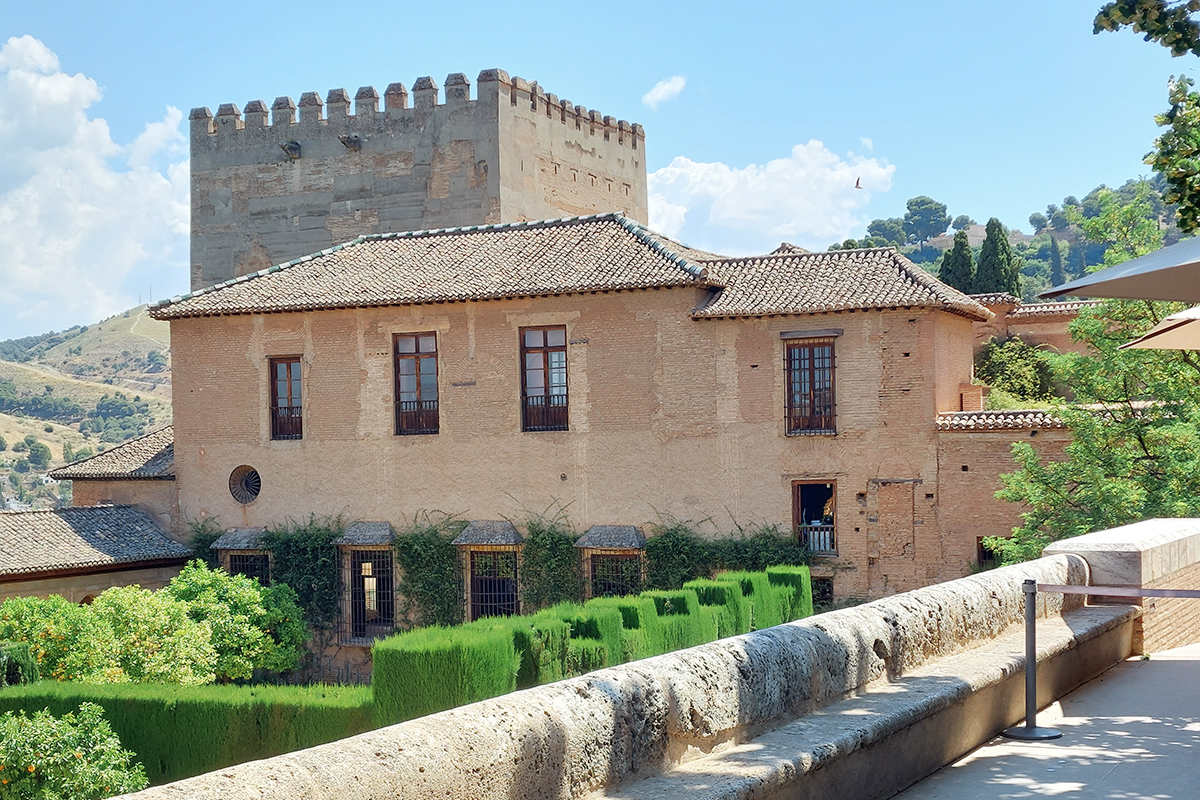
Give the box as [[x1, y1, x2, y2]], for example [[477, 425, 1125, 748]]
[[523, 394, 568, 431], [396, 399, 439, 435], [271, 405, 303, 440], [800, 524, 836, 556]]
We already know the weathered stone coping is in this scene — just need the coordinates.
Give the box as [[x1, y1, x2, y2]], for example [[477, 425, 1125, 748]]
[[1044, 517, 1200, 587], [116, 556, 1101, 800]]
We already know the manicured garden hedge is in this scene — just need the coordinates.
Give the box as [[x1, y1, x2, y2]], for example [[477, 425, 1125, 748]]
[[0, 640, 38, 686], [372, 565, 813, 725], [0, 682, 375, 785]]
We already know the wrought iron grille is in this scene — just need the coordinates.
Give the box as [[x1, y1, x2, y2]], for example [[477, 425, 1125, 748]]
[[470, 550, 519, 621], [271, 405, 303, 439], [522, 394, 568, 431], [341, 550, 395, 643], [396, 399, 439, 435], [228, 553, 270, 585], [811, 577, 834, 609], [799, 524, 837, 556], [590, 554, 643, 598], [786, 341, 835, 434]]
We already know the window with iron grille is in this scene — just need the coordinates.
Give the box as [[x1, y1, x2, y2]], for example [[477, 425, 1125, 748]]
[[341, 549, 395, 643], [469, 550, 519, 620], [228, 553, 270, 585], [521, 326, 568, 431], [590, 553, 643, 598], [395, 333, 439, 435], [786, 340, 835, 434], [977, 537, 1000, 570], [270, 357, 303, 440]]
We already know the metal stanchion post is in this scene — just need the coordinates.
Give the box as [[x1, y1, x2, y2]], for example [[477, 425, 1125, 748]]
[[1002, 579, 1062, 741]]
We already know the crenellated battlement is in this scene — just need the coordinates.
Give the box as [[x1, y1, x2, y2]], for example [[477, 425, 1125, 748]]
[[189, 68, 648, 290], [189, 70, 643, 151]]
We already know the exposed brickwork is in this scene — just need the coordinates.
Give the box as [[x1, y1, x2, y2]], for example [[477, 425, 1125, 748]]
[[71, 480, 182, 541], [1139, 560, 1200, 653]]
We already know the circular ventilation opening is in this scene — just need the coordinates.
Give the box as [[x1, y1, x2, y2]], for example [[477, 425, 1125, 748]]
[[229, 465, 262, 504]]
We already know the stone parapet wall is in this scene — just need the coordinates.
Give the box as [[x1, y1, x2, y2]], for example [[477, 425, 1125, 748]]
[[116, 555, 1095, 799]]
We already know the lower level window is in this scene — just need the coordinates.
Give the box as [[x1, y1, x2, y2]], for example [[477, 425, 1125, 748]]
[[794, 481, 836, 555], [343, 549, 395, 642], [590, 553, 643, 598], [228, 553, 270, 585], [469, 550, 519, 620]]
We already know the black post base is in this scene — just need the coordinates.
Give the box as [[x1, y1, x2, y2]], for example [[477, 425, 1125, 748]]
[[1002, 725, 1062, 740]]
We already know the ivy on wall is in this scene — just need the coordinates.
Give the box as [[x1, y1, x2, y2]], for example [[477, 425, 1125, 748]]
[[393, 516, 463, 628], [261, 517, 343, 631], [520, 514, 582, 612], [645, 521, 808, 590]]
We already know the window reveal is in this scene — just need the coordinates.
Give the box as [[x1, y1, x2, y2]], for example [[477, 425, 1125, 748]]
[[270, 357, 303, 440], [395, 333, 439, 435], [786, 341, 835, 434], [521, 326, 568, 431]]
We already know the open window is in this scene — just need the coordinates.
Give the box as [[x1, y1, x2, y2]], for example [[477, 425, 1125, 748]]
[[793, 481, 836, 556]]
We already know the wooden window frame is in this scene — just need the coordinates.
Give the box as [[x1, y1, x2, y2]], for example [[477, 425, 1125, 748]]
[[394, 332, 439, 435], [520, 325, 568, 432], [793, 480, 837, 556], [785, 339, 836, 435], [269, 356, 303, 440]]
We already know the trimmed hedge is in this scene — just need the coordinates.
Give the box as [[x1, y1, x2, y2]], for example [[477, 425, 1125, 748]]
[[766, 565, 814, 620], [684, 578, 752, 638], [0, 640, 38, 686], [0, 682, 375, 785], [372, 624, 518, 725]]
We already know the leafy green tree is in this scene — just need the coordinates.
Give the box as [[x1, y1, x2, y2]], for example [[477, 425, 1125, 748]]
[[975, 337, 1056, 402], [0, 435, 6, 452], [1065, 184, 1162, 266], [90, 586, 217, 685], [973, 218, 1021, 295], [1049, 238, 1066, 287], [26, 441, 51, 469], [0, 595, 119, 682], [1028, 212, 1048, 232], [1095, 1, 1200, 56], [866, 216, 906, 246], [1146, 75, 1200, 232], [1068, 242, 1088, 278], [164, 560, 307, 680], [939, 229, 976, 293], [902, 196, 952, 243], [0, 703, 148, 800], [952, 214, 976, 230]]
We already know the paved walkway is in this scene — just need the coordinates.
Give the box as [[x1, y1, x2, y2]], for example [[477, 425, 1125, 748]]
[[895, 642, 1200, 800]]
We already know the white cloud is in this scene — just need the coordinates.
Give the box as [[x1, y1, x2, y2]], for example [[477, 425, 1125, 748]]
[[0, 36, 188, 338], [647, 142, 896, 255], [642, 76, 686, 110], [860, 137, 874, 151]]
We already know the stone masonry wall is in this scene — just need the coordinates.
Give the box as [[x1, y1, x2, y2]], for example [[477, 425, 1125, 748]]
[[189, 70, 647, 290]]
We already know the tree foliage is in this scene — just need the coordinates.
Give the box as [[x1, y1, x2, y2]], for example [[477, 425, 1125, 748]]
[[952, 214, 976, 230], [393, 516, 464, 628], [1146, 74, 1200, 232], [866, 217, 906, 247], [89, 587, 217, 685], [975, 336, 1056, 402], [0, 703, 148, 800], [520, 513, 583, 611], [1049, 237, 1066, 287], [1095, 1, 1200, 56], [973, 218, 1021, 295], [939, 229, 976, 293], [902, 196, 952, 243]]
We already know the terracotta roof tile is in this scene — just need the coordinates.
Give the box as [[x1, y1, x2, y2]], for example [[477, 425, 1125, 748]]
[[1007, 300, 1102, 319], [936, 410, 1065, 430], [692, 249, 992, 321], [0, 505, 190, 576], [50, 427, 174, 481], [970, 293, 1022, 306], [150, 214, 710, 320]]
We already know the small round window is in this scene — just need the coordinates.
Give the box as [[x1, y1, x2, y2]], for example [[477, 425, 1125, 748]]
[[229, 465, 262, 504]]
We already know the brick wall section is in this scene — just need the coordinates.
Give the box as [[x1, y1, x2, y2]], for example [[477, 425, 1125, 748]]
[[168, 286, 1047, 600], [0, 565, 183, 604], [1140, 560, 1200, 653], [71, 480, 182, 541], [190, 72, 647, 289]]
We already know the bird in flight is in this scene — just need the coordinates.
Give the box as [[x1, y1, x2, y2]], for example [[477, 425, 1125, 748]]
[[855, 177, 862, 190]]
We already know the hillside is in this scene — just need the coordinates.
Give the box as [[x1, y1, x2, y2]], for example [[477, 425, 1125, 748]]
[[0, 306, 173, 511]]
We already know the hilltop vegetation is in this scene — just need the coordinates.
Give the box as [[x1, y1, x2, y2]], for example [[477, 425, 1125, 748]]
[[0, 306, 172, 511]]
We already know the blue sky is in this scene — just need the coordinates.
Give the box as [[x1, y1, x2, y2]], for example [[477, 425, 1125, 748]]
[[0, 0, 1191, 338]]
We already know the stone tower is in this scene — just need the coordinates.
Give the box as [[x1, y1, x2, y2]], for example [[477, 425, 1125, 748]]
[[188, 69, 648, 290]]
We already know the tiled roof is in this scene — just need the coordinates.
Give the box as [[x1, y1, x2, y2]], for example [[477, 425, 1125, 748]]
[[936, 410, 1065, 430], [575, 525, 645, 549], [0, 505, 190, 577], [211, 527, 266, 550], [452, 520, 522, 546], [770, 243, 811, 256], [970, 293, 1022, 307], [692, 249, 992, 321], [1007, 300, 1102, 319], [335, 521, 395, 546], [49, 427, 174, 481], [150, 214, 711, 320]]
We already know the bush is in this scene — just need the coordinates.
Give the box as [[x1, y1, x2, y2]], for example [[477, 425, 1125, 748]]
[[646, 521, 808, 590], [0, 683, 374, 786], [0, 641, 38, 687], [90, 586, 216, 685], [684, 578, 751, 638], [393, 517, 463, 627], [0, 596, 119, 682], [766, 565, 814, 620], [164, 561, 308, 680], [186, 519, 223, 569], [640, 590, 717, 653], [975, 336, 1056, 402], [520, 513, 582, 611], [372, 624, 519, 725], [0, 703, 147, 799], [716, 571, 789, 630]]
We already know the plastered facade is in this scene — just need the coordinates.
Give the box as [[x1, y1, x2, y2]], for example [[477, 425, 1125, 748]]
[[0, 564, 183, 604], [169, 285, 1058, 599], [190, 70, 648, 289]]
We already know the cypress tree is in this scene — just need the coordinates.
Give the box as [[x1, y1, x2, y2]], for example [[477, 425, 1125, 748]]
[[1068, 243, 1087, 279], [939, 229, 975, 293], [973, 218, 1020, 295], [1048, 238, 1065, 287]]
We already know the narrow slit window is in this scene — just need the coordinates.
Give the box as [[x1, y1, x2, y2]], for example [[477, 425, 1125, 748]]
[[394, 333, 439, 435]]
